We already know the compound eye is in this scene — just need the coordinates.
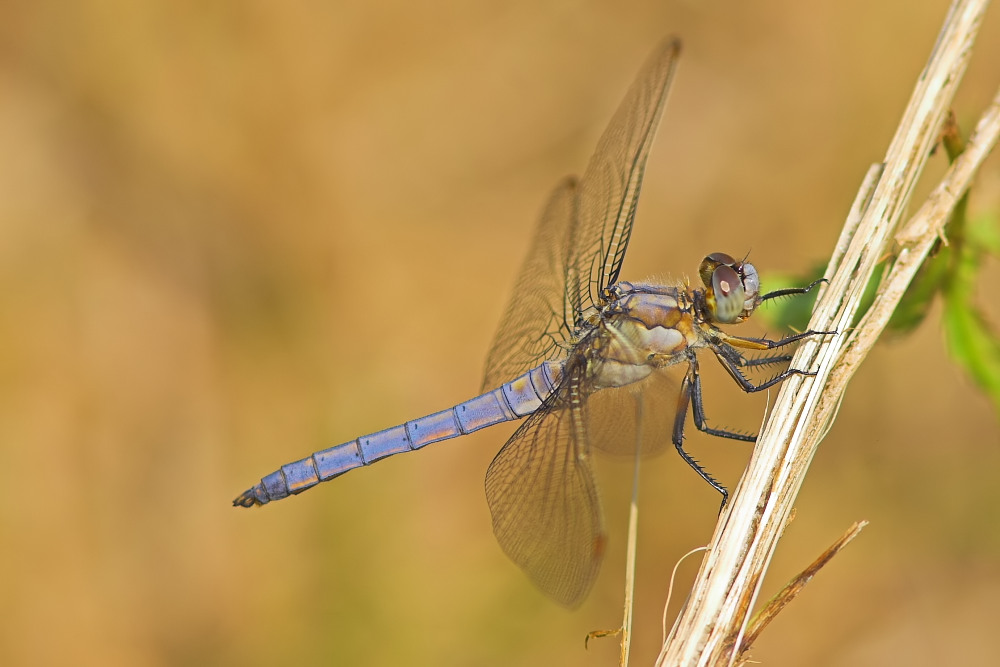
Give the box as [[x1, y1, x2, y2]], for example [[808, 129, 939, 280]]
[[699, 252, 737, 288], [740, 262, 761, 312], [712, 264, 745, 323], [707, 252, 736, 264]]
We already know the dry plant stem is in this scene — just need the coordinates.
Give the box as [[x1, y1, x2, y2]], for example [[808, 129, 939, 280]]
[[584, 402, 644, 664], [656, 1, 995, 665], [843, 87, 1000, 375], [735, 520, 869, 660], [620, 402, 644, 666]]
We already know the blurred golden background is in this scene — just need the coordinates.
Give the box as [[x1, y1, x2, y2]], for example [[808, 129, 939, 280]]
[[2, 2, 999, 665]]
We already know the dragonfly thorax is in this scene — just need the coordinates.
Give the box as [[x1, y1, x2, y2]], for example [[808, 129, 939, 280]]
[[587, 287, 697, 389]]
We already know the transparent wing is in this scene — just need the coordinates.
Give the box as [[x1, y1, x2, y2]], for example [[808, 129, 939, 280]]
[[484, 360, 603, 607], [480, 43, 682, 602], [483, 40, 682, 392], [567, 39, 682, 324], [586, 366, 682, 457], [482, 178, 578, 391]]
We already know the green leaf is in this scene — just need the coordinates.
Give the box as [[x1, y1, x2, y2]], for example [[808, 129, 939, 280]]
[[943, 297, 1000, 415], [886, 243, 950, 334], [940, 207, 1000, 417], [967, 211, 1000, 254]]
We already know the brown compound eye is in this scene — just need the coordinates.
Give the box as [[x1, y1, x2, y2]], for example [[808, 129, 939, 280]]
[[698, 252, 737, 288], [710, 263, 746, 323], [699, 252, 762, 323]]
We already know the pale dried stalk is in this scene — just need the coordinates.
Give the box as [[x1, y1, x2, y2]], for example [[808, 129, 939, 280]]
[[737, 520, 870, 657], [657, 1, 997, 665]]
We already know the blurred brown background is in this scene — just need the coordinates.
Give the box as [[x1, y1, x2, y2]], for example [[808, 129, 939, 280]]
[[2, 1, 999, 666]]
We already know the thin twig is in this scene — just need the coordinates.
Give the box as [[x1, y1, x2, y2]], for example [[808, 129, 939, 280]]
[[617, 443, 641, 663], [584, 401, 643, 664], [662, 547, 708, 644], [733, 520, 869, 663], [621, 400, 644, 665], [656, 1, 997, 664]]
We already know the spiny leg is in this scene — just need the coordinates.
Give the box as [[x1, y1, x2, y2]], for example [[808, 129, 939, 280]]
[[759, 277, 827, 303], [739, 353, 793, 368], [687, 358, 756, 443], [672, 355, 731, 509], [721, 328, 834, 353], [674, 351, 815, 511], [711, 341, 819, 394], [671, 326, 833, 508], [714, 342, 793, 370]]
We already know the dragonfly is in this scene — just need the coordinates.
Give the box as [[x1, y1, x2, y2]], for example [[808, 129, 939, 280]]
[[234, 39, 826, 608]]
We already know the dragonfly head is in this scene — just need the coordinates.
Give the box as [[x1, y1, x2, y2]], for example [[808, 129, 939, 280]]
[[699, 252, 761, 324]]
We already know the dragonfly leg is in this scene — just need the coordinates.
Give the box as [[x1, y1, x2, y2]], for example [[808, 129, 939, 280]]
[[672, 354, 731, 508], [711, 342, 817, 393], [714, 343, 793, 370], [687, 359, 756, 443], [759, 278, 827, 302], [672, 348, 813, 510], [718, 327, 835, 353], [739, 353, 794, 368]]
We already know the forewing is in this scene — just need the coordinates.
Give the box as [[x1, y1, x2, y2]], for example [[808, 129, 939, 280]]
[[567, 39, 682, 322], [482, 178, 578, 390], [483, 41, 682, 388], [484, 363, 604, 607]]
